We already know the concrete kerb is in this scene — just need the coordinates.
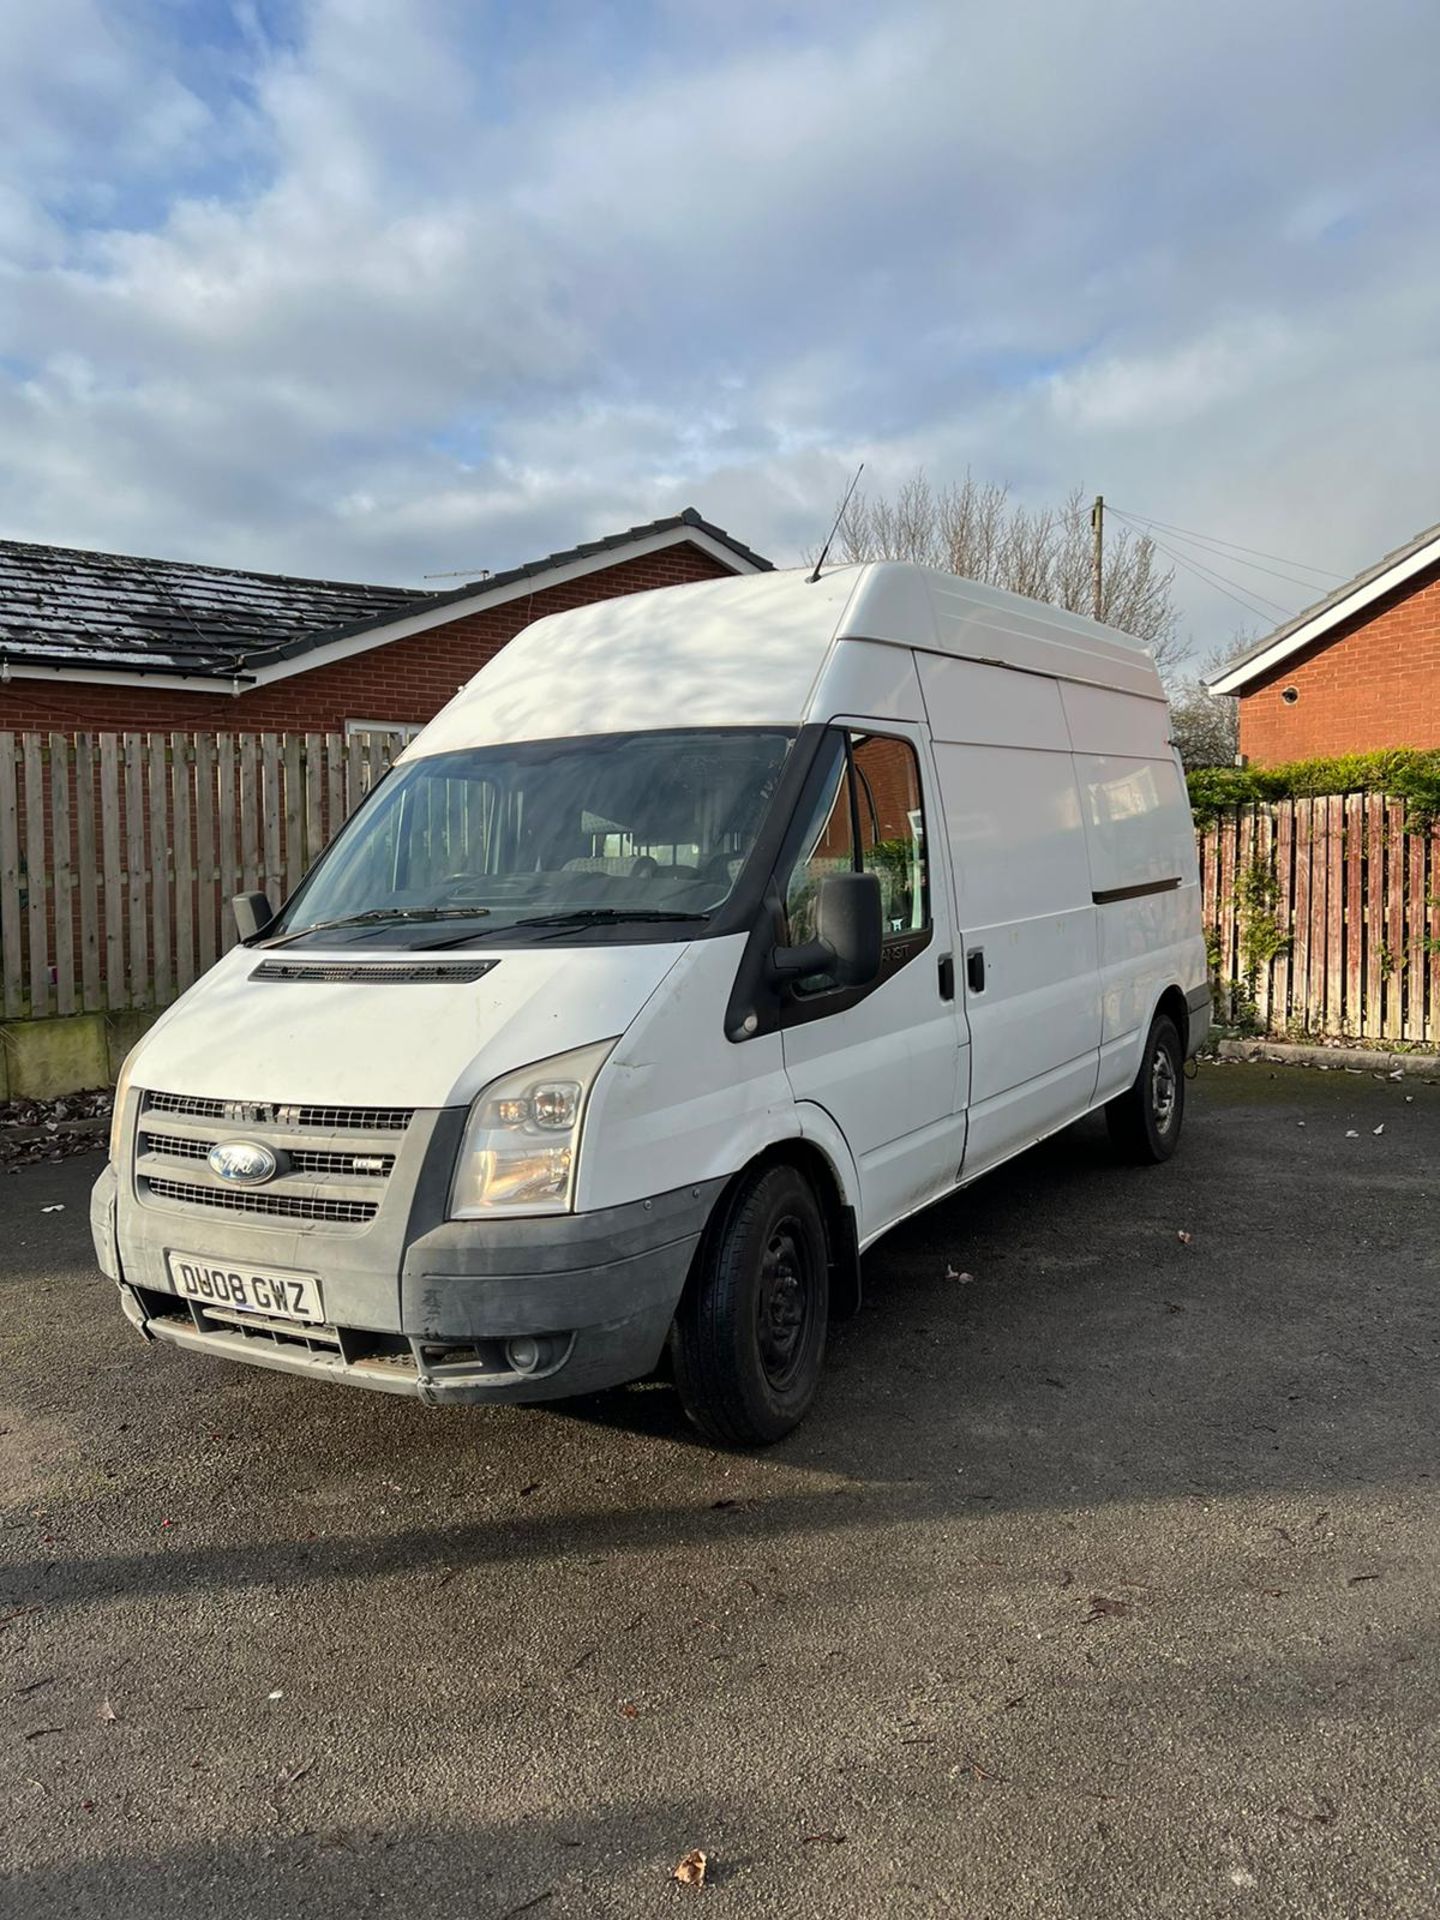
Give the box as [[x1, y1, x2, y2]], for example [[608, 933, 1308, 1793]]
[[1214, 1037, 1440, 1076]]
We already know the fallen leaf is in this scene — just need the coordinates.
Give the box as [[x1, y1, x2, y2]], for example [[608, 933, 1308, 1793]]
[[618, 1702, 640, 1719], [944, 1265, 975, 1283], [1176, 1230, 1193, 1245], [1085, 1594, 1130, 1621], [96, 1697, 118, 1724], [276, 1757, 315, 1792], [801, 1830, 847, 1845], [673, 1848, 707, 1886]]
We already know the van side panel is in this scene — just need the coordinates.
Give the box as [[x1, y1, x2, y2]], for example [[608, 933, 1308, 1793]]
[[1061, 682, 1208, 1098], [916, 655, 1102, 1175], [578, 935, 820, 1214]]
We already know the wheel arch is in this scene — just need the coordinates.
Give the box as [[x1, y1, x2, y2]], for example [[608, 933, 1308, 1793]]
[[686, 1137, 863, 1322], [1154, 982, 1190, 1052]]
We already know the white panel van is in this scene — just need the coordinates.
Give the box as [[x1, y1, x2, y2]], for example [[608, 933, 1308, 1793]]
[[91, 563, 1209, 1444]]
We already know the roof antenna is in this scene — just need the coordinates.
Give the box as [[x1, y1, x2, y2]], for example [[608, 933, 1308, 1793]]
[[808, 462, 865, 583]]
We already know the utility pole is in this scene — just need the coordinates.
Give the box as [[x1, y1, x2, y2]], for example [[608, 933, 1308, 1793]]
[[1090, 494, 1104, 621]]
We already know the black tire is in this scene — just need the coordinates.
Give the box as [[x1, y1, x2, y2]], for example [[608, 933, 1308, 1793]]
[[670, 1163, 830, 1447], [1106, 1012, 1185, 1164]]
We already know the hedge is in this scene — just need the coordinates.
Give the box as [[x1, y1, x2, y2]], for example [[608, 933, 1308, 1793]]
[[1186, 748, 1440, 828]]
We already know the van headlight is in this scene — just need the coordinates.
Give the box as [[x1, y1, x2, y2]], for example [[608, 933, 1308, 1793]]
[[449, 1040, 617, 1217], [109, 1048, 141, 1165]]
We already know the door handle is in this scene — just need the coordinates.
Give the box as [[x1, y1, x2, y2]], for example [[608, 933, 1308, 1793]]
[[966, 947, 986, 994], [938, 954, 955, 1000]]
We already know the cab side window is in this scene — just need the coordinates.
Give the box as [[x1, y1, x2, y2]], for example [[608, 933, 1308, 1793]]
[[852, 732, 929, 935], [783, 730, 931, 994], [784, 745, 855, 993]]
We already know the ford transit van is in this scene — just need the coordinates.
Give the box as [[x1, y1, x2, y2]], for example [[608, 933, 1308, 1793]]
[[91, 562, 1209, 1444]]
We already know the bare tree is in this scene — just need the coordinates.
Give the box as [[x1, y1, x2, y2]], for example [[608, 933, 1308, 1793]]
[[1167, 646, 1242, 770], [833, 471, 1186, 679]]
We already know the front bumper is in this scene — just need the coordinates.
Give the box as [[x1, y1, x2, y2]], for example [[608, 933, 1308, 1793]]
[[92, 1163, 723, 1405]]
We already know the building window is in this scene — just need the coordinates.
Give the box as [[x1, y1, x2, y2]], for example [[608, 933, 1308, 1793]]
[[345, 718, 421, 742]]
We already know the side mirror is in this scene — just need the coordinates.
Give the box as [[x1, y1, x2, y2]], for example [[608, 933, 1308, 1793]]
[[232, 892, 275, 942], [772, 870, 883, 990]]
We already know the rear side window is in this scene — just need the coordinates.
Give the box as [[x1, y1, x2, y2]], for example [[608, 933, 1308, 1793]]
[[783, 730, 931, 991]]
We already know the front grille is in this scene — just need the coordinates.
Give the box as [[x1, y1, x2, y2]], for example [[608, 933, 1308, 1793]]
[[143, 1132, 395, 1179], [143, 1177, 378, 1226], [251, 959, 498, 985], [146, 1092, 413, 1133]]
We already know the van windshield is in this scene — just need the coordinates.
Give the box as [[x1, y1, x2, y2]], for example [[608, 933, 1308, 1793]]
[[270, 728, 796, 946]]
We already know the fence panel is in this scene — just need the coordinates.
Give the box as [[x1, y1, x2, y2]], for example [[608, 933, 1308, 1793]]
[[0, 729, 420, 1024], [23, 734, 50, 1020], [0, 734, 22, 1020]]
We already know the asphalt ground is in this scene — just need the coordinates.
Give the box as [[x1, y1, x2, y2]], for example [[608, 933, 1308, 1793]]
[[2, 1060, 1437, 1919]]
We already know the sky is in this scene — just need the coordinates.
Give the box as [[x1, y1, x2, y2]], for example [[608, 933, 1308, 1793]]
[[3, 0, 1439, 662]]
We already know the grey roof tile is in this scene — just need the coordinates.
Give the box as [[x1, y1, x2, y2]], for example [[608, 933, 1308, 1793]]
[[0, 507, 771, 681]]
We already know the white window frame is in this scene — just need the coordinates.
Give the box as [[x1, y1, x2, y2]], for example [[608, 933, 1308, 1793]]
[[344, 717, 421, 742]]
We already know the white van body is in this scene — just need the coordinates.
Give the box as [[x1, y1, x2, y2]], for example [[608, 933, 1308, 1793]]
[[92, 562, 1208, 1440]]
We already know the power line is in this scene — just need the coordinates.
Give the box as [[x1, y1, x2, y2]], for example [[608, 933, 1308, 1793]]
[[1140, 531, 1294, 626], [1109, 507, 1345, 582], [1108, 508, 1330, 598]]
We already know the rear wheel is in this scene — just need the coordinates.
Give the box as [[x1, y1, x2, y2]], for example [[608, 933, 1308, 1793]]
[[671, 1163, 829, 1447], [1106, 1012, 1185, 1163]]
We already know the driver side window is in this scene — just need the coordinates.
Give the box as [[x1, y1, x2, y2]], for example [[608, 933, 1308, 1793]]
[[783, 729, 931, 994]]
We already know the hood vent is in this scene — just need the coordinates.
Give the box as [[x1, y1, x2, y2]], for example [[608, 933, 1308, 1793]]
[[251, 958, 499, 985]]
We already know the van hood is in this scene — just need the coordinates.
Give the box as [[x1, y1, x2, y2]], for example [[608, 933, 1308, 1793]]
[[128, 941, 691, 1109]]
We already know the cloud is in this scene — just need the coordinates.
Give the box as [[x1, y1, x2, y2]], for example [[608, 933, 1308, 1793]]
[[0, 0, 1438, 652]]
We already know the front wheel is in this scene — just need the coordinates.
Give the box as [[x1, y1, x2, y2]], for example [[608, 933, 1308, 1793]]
[[1106, 1012, 1185, 1163], [670, 1163, 830, 1447]]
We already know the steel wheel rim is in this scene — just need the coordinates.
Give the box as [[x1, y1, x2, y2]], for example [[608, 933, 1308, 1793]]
[[756, 1214, 814, 1391], [1152, 1043, 1178, 1133]]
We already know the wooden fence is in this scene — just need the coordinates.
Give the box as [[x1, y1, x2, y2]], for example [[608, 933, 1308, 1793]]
[[3, 733, 1440, 1047], [1199, 795, 1440, 1045], [0, 730, 401, 1022]]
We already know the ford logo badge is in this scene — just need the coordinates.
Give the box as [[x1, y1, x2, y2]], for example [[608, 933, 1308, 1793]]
[[207, 1139, 278, 1185]]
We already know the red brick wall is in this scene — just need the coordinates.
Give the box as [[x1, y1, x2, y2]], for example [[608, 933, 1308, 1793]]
[[3, 542, 736, 733], [1238, 563, 1440, 765]]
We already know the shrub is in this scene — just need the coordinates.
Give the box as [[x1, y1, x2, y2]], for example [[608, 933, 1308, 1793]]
[[1188, 748, 1440, 828]]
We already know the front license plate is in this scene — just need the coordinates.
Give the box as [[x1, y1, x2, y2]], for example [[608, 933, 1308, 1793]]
[[167, 1253, 325, 1324]]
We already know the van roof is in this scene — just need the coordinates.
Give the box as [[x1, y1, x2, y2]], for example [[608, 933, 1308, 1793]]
[[408, 561, 1162, 755]]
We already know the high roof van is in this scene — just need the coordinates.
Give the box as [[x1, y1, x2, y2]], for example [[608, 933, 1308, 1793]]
[[91, 562, 1209, 1444]]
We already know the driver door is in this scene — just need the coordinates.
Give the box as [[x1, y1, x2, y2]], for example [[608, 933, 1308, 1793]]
[[779, 725, 969, 1242]]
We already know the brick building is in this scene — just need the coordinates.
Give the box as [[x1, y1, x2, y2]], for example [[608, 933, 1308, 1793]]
[[0, 509, 770, 735], [1211, 517, 1440, 765]]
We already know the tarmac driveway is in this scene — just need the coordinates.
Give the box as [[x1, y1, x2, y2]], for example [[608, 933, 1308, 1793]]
[[2, 1059, 1437, 1918]]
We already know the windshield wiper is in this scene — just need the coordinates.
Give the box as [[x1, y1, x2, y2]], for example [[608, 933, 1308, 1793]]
[[260, 906, 491, 949], [516, 908, 711, 940], [422, 907, 710, 948]]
